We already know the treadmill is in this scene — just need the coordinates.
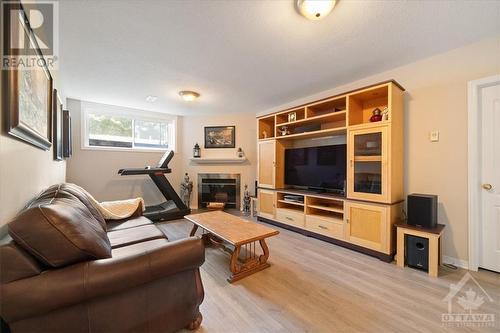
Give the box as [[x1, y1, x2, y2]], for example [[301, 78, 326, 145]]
[[118, 150, 190, 222]]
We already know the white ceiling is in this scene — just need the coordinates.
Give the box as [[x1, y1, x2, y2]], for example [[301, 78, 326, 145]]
[[59, 0, 500, 115]]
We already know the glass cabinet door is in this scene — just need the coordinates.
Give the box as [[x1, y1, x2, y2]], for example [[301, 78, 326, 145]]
[[348, 126, 388, 202]]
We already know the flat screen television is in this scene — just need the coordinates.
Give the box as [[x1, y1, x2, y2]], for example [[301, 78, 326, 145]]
[[284, 144, 346, 193]]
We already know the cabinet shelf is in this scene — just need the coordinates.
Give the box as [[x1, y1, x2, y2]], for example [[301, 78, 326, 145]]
[[348, 85, 389, 126], [275, 111, 346, 127], [276, 107, 306, 125], [278, 199, 304, 207], [307, 204, 343, 214], [276, 126, 346, 140]]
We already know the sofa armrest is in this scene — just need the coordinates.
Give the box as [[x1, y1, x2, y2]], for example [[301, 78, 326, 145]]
[[0, 237, 205, 323]]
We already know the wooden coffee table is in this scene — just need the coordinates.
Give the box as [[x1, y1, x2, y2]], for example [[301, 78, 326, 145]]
[[185, 211, 279, 282]]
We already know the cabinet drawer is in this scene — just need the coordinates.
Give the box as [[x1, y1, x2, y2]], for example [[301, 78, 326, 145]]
[[306, 215, 344, 239], [276, 208, 305, 228]]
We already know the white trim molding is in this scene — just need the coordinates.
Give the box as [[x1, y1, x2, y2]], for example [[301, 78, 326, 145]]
[[467, 74, 500, 271], [443, 256, 469, 270]]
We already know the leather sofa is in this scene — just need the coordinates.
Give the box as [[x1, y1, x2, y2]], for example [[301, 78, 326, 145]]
[[0, 183, 205, 333]]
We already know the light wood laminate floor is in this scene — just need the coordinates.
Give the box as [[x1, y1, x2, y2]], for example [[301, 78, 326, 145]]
[[158, 214, 499, 333]]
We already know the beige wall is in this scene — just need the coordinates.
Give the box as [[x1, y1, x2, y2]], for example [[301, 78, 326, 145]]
[[259, 37, 500, 264], [65, 99, 256, 210], [0, 58, 66, 235]]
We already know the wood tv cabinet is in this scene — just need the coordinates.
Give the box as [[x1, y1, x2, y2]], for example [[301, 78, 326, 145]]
[[256, 80, 405, 261]]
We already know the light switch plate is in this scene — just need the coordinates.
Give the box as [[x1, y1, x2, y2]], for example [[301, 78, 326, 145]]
[[430, 131, 439, 142]]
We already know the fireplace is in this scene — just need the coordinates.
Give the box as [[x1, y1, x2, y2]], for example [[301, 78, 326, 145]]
[[198, 173, 240, 210]]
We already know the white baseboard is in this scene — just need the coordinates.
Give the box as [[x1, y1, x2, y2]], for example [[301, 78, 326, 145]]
[[442, 255, 469, 270]]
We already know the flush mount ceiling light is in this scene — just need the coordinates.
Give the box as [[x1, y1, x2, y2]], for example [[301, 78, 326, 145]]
[[296, 0, 336, 20], [145, 95, 158, 102], [179, 90, 200, 102]]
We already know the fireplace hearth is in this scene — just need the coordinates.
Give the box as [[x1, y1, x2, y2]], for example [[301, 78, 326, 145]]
[[198, 173, 240, 210]]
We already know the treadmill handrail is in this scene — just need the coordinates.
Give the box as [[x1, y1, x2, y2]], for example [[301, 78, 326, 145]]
[[118, 167, 171, 175]]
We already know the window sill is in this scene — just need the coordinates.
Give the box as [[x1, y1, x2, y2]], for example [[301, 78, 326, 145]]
[[81, 146, 170, 153]]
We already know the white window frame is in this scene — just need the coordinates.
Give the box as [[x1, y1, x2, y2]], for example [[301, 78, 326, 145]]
[[81, 102, 177, 153]]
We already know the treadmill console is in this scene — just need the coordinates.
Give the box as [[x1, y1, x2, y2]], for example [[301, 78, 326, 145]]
[[158, 150, 174, 169]]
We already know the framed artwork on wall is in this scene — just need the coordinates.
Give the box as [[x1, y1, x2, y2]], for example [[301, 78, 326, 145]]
[[204, 126, 235, 148], [3, 4, 53, 150], [52, 90, 63, 161], [62, 110, 72, 158]]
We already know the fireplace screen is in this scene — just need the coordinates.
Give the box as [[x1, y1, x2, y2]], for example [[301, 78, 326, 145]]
[[198, 174, 240, 210]]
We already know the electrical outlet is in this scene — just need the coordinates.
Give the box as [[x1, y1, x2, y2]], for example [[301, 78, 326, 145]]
[[430, 131, 439, 142]]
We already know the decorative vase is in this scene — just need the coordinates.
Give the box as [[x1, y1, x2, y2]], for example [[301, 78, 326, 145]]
[[370, 108, 382, 122]]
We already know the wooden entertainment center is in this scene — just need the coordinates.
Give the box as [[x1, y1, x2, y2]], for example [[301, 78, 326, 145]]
[[256, 80, 405, 261]]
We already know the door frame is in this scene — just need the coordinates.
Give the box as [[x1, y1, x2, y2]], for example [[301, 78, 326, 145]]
[[467, 74, 500, 271]]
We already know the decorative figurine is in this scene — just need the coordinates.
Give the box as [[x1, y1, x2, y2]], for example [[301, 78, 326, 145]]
[[370, 108, 383, 122], [288, 112, 297, 122], [237, 147, 245, 158], [279, 125, 290, 136], [180, 173, 193, 208], [193, 143, 201, 158], [381, 106, 389, 121], [242, 184, 251, 215]]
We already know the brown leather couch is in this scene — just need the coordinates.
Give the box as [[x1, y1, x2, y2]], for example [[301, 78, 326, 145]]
[[0, 183, 205, 333]]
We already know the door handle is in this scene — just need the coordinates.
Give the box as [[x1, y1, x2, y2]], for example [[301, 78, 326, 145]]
[[318, 225, 328, 230], [482, 183, 493, 190]]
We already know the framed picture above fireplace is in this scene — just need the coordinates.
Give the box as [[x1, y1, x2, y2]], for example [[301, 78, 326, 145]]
[[204, 126, 235, 148]]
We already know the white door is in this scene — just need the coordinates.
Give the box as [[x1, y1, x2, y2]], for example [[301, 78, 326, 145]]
[[479, 81, 500, 272]]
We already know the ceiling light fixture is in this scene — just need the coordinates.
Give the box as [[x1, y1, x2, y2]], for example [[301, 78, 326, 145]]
[[296, 0, 336, 21], [179, 90, 200, 102], [145, 95, 158, 102]]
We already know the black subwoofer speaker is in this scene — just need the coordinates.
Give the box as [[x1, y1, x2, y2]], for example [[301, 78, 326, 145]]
[[407, 194, 437, 228], [406, 235, 429, 271]]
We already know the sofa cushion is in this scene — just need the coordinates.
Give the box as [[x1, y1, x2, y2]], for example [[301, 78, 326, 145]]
[[31, 183, 107, 231], [107, 225, 167, 249], [106, 216, 153, 231], [111, 238, 170, 258], [8, 197, 112, 267]]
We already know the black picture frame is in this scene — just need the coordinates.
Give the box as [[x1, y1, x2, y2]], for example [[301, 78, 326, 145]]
[[3, 3, 53, 150], [52, 89, 63, 161], [204, 126, 235, 148], [62, 110, 72, 158]]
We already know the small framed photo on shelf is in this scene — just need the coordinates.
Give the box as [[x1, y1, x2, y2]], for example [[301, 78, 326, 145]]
[[204, 126, 235, 148], [288, 112, 297, 123]]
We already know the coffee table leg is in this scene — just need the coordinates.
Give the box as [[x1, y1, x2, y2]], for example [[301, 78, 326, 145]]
[[229, 245, 241, 277], [227, 239, 271, 283], [259, 239, 270, 263], [189, 224, 198, 237]]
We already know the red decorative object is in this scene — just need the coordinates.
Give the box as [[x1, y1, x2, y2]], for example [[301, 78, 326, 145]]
[[370, 108, 383, 122]]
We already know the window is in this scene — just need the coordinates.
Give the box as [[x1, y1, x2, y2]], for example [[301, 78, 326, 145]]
[[83, 106, 176, 151]]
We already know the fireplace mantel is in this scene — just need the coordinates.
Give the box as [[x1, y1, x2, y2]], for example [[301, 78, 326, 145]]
[[190, 157, 247, 164]]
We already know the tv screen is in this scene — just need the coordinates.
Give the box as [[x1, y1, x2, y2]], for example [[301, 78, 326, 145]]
[[284, 144, 346, 192]]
